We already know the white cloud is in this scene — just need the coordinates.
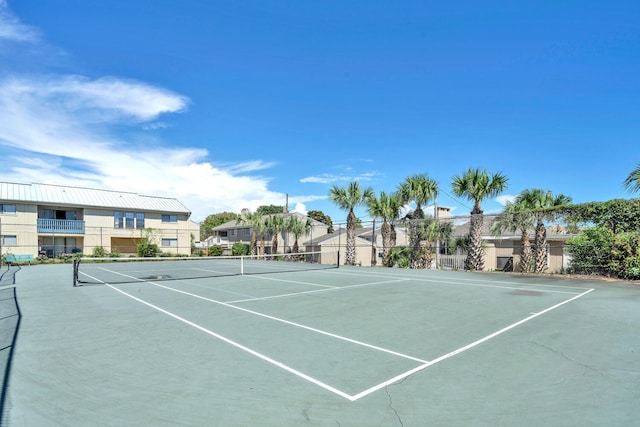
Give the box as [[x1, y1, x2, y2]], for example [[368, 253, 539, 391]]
[[496, 194, 517, 206], [300, 174, 348, 184], [0, 74, 312, 222], [0, 9, 327, 223], [291, 202, 307, 215], [300, 171, 380, 184], [0, 1, 40, 42]]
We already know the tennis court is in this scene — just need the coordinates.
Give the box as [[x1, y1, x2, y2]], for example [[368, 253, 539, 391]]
[[2, 261, 639, 426]]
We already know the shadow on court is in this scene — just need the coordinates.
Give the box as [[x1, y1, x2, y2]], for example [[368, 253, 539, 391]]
[[0, 282, 21, 427]]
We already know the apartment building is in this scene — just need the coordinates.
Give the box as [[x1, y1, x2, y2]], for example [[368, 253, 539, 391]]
[[0, 182, 198, 258]]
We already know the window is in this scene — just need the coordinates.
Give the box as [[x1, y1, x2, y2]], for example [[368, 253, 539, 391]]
[[114, 211, 124, 229], [136, 213, 145, 229], [1, 235, 17, 245], [161, 214, 177, 223], [125, 212, 135, 229], [161, 238, 178, 247], [0, 204, 16, 214], [244, 228, 251, 236]]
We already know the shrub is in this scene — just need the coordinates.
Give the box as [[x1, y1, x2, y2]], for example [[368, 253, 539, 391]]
[[209, 245, 224, 256], [92, 246, 108, 257], [231, 242, 250, 256], [137, 242, 159, 257]]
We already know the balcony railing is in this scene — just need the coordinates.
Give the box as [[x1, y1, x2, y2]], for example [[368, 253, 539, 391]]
[[37, 218, 85, 234]]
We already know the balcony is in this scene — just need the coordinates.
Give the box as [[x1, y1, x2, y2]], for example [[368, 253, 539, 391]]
[[37, 218, 85, 234]]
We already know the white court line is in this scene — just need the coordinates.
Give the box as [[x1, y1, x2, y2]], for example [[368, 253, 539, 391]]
[[147, 280, 428, 364], [228, 278, 410, 304], [349, 287, 595, 401], [81, 269, 595, 401], [104, 283, 354, 401], [87, 269, 427, 364], [412, 278, 582, 295], [243, 275, 337, 289], [319, 268, 590, 290]]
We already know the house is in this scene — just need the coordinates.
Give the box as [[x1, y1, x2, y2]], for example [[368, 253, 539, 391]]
[[210, 211, 330, 254], [0, 182, 199, 258], [303, 231, 373, 266], [445, 213, 576, 272]]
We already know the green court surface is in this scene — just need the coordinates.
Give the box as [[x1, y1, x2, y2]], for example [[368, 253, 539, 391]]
[[1, 263, 639, 426]]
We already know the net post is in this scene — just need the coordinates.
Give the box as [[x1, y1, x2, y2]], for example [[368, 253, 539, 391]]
[[72, 258, 79, 287], [240, 256, 244, 275]]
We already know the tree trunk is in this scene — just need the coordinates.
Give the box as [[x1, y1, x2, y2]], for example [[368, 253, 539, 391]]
[[251, 230, 257, 256], [381, 221, 392, 267], [519, 229, 532, 272], [345, 210, 356, 265], [272, 234, 278, 258], [466, 210, 484, 271], [534, 220, 547, 272]]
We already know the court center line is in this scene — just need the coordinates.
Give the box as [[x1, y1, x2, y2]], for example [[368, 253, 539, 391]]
[[227, 278, 410, 304], [241, 275, 337, 289], [88, 269, 429, 365], [147, 280, 429, 364], [104, 283, 354, 401], [349, 287, 595, 401]]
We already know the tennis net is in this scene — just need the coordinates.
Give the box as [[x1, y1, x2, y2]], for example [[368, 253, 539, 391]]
[[73, 250, 339, 286]]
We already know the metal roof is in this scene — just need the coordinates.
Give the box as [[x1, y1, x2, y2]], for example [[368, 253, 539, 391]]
[[0, 182, 191, 214]]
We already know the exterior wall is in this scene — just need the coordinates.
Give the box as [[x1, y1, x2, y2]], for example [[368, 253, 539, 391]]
[[2, 202, 194, 258], [1, 204, 38, 256], [547, 242, 566, 273]]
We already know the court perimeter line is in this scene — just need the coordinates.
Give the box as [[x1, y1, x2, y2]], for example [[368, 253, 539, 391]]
[[319, 268, 590, 290], [349, 287, 595, 401], [104, 283, 354, 401]]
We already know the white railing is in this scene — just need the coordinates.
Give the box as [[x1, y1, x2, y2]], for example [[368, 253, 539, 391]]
[[438, 254, 466, 270]]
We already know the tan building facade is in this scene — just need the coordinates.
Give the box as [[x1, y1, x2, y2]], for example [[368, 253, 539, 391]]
[[0, 182, 198, 258]]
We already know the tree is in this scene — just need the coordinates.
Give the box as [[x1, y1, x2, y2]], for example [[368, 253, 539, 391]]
[[367, 191, 403, 267], [236, 210, 261, 256], [254, 216, 269, 257], [516, 189, 572, 273], [329, 181, 374, 265], [451, 168, 508, 271], [265, 215, 285, 256], [398, 174, 439, 269], [491, 199, 535, 272], [308, 210, 334, 233], [256, 205, 285, 216], [286, 215, 312, 258], [200, 212, 238, 240], [624, 162, 640, 194]]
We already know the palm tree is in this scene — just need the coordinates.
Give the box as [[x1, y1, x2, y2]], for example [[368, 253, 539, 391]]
[[253, 216, 269, 258], [398, 174, 439, 269], [236, 210, 261, 256], [624, 163, 640, 193], [491, 199, 535, 272], [286, 215, 312, 259], [451, 168, 508, 271], [265, 215, 285, 257], [516, 189, 572, 273], [329, 181, 374, 265], [367, 191, 403, 267]]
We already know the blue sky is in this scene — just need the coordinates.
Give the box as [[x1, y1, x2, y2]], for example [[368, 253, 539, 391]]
[[1, 1, 639, 224]]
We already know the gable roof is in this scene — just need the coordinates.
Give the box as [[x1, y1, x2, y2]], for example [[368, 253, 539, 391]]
[[0, 181, 191, 214]]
